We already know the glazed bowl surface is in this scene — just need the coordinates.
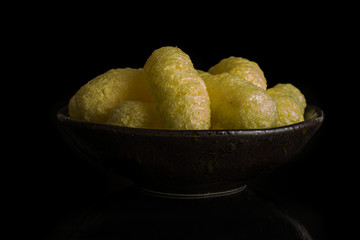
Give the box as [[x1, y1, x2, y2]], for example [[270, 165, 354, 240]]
[[57, 105, 324, 194]]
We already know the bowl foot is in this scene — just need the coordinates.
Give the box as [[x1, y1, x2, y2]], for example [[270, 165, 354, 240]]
[[139, 185, 247, 199]]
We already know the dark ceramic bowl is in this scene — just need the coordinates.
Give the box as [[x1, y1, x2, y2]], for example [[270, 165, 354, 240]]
[[57, 105, 323, 196]]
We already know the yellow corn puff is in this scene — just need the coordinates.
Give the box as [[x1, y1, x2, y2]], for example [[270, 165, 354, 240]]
[[106, 101, 163, 129], [208, 56, 267, 90], [267, 83, 306, 127], [69, 68, 152, 123], [267, 83, 306, 113], [144, 46, 211, 130], [200, 72, 278, 129]]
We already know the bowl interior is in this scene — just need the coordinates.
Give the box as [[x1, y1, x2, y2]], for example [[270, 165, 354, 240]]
[[57, 105, 324, 195]]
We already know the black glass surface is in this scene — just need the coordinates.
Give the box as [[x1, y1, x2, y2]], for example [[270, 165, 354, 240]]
[[47, 184, 316, 240]]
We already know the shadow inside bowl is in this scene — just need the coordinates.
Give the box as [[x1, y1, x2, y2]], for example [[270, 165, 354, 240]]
[[57, 105, 324, 196]]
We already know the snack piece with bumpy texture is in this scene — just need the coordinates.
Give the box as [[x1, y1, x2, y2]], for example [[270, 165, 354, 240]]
[[144, 46, 211, 130], [267, 83, 306, 113], [106, 101, 162, 129], [267, 83, 306, 127], [69, 68, 152, 123], [199, 71, 278, 129], [208, 56, 267, 90]]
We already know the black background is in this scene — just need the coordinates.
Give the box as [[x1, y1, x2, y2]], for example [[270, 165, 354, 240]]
[[14, 5, 353, 240]]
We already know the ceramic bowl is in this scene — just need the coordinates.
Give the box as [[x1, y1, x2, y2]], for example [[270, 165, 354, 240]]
[[57, 105, 323, 195]]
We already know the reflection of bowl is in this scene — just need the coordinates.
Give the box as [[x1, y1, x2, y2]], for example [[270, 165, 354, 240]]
[[57, 105, 323, 195]]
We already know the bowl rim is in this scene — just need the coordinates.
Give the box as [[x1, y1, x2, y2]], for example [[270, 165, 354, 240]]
[[57, 105, 324, 137]]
